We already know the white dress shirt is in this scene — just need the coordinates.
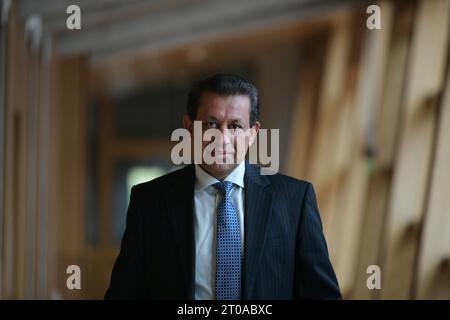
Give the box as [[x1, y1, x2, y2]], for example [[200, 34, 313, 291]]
[[194, 161, 245, 300]]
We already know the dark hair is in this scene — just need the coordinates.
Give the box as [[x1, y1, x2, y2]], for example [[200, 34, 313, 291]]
[[187, 73, 259, 126]]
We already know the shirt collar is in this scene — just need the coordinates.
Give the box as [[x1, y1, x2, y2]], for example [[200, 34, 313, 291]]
[[194, 161, 246, 192]]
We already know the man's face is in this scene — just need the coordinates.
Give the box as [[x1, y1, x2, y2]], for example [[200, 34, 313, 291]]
[[183, 92, 260, 180]]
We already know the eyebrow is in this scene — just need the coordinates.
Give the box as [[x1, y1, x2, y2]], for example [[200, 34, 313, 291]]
[[202, 116, 245, 124]]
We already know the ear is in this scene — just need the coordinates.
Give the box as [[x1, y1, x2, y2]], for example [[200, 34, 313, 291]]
[[183, 114, 193, 132], [248, 121, 260, 146]]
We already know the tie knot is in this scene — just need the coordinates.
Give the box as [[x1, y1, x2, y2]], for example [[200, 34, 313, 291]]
[[214, 181, 234, 197]]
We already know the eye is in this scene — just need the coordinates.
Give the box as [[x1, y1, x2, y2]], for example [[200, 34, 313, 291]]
[[206, 121, 218, 128], [229, 124, 243, 130]]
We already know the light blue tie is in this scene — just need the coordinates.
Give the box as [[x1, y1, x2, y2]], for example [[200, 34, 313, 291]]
[[214, 181, 241, 300]]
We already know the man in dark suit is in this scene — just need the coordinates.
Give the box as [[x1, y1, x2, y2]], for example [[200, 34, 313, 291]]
[[105, 73, 341, 300]]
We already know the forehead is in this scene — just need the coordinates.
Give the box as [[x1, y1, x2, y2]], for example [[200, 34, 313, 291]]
[[196, 92, 251, 120]]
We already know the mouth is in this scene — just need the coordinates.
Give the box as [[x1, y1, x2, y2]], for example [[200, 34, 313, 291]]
[[213, 150, 234, 156]]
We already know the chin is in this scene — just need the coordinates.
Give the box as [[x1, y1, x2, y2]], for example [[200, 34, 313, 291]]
[[204, 163, 238, 179]]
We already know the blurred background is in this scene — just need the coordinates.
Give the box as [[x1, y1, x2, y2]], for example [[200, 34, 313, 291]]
[[1, 0, 450, 299]]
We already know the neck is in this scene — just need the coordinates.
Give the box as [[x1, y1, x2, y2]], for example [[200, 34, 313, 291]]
[[198, 165, 229, 181]]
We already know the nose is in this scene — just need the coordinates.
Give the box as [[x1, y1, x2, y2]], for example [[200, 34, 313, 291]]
[[221, 127, 233, 147]]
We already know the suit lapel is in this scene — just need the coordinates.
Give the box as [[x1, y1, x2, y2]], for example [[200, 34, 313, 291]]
[[243, 163, 273, 299], [165, 165, 196, 299]]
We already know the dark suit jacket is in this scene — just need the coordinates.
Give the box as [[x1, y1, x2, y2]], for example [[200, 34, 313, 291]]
[[105, 162, 341, 299]]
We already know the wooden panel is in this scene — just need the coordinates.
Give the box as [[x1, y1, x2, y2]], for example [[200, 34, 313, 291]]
[[353, 169, 391, 298], [36, 47, 52, 299], [24, 40, 43, 299], [98, 94, 114, 247], [324, 1, 393, 297], [308, 13, 351, 185], [375, 2, 415, 169], [0, 14, 6, 301], [293, 12, 357, 293], [257, 44, 302, 171], [352, 0, 414, 299], [327, 23, 365, 297], [2, 2, 54, 298], [382, 0, 450, 299], [46, 42, 60, 300], [317, 12, 366, 297], [286, 34, 327, 180], [415, 56, 450, 299], [110, 140, 175, 158], [55, 56, 88, 254], [51, 55, 89, 298], [2, 1, 28, 299]]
